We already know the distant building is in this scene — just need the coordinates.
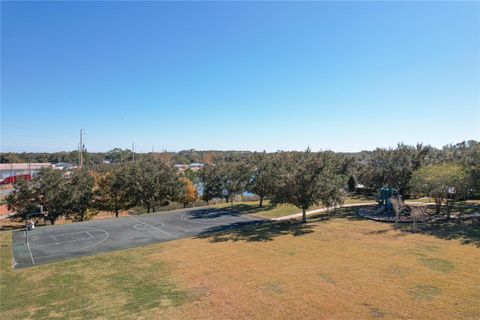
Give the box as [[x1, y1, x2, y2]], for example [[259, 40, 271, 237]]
[[0, 163, 53, 180], [189, 163, 204, 168], [175, 163, 205, 173], [189, 163, 204, 172], [54, 162, 74, 170], [174, 164, 189, 173]]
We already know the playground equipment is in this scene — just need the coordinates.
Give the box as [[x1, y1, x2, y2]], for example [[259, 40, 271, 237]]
[[376, 187, 401, 215], [358, 187, 426, 223]]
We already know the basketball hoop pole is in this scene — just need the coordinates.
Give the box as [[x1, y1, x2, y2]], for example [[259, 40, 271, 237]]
[[25, 206, 43, 245], [25, 212, 34, 245], [25, 219, 28, 245]]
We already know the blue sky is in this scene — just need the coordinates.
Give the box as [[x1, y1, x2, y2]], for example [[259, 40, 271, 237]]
[[1, 1, 479, 153]]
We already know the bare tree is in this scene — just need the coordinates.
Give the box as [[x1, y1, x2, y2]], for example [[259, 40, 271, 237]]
[[410, 206, 427, 232], [390, 197, 404, 227]]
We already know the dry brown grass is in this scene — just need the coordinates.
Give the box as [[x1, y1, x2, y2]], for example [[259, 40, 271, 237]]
[[163, 216, 480, 320], [1, 210, 479, 320]]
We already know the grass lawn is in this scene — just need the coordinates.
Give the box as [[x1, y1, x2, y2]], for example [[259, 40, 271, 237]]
[[1, 207, 479, 320], [213, 196, 375, 219], [212, 200, 304, 219]]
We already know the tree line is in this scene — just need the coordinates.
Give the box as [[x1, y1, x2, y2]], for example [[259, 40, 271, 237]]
[[0, 148, 249, 166], [7, 149, 351, 224], [6, 140, 479, 224]]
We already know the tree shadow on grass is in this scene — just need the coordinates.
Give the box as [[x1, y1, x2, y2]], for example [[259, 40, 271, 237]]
[[353, 204, 480, 247], [184, 203, 279, 220], [194, 219, 314, 243], [0, 224, 25, 232], [310, 206, 367, 222], [185, 207, 243, 219], [194, 205, 480, 246], [226, 203, 278, 215], [193, 206, 369, 243], [401, 219, 480, 247], [328, 206, 480, 247]]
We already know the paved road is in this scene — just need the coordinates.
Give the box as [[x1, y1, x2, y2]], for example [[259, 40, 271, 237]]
[[11, 207, 261, 269]]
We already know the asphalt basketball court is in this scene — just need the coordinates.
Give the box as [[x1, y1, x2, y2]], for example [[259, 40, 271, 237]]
[[11, 207, 261, 269]]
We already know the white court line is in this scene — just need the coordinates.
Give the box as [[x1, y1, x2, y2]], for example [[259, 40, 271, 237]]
[[29, 230, 92, 242], [133, 220, 166, 232], [30, 228, 110, 261], [86, 231, 94, 239], [26, 242, 35, 265], [31, 235, 97, 247], [130, 216, 173, 236], [50, 236, 94, 246]]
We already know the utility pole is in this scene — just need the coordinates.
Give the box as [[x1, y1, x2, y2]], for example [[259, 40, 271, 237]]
[[79, 129, 85, 168], [132, 142, 135, 162]]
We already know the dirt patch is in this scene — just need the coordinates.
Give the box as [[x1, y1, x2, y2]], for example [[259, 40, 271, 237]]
[[259, 281, 283, 294], [408, 284, 441, 301], [318, 273, 336, 285], [418, 257, 455, 273], [369, 307, 385, 319]]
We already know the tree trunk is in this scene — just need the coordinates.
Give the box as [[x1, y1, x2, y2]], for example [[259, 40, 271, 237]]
[[259, 196, 263, 208], [115, 200, 119, 218], [231, 197, 234, 207], [301, 208, 307, 223], [435, 199, 441, 215]]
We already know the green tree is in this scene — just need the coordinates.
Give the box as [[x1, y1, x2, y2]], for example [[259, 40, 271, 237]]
[[183, 168, 200, 184], [66, 169, 95, 221], [0, 153, 22, 163], [105, 148, 132, 164], [347, 175, 357, 193], [321, 177, 349, 214], [247, 152, 279, 207], [32, 168, 69, 225], [6, 178, 37, 220], [92, 165, 134, 217], [360, 143, 430, 195], [410, 163, 470, 218], [272, 149, 343, 223], [445, 141, 480, 192], [217, 160, 251, 206], [129, 158, 183, 212], [200, 164, 223, 204]]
